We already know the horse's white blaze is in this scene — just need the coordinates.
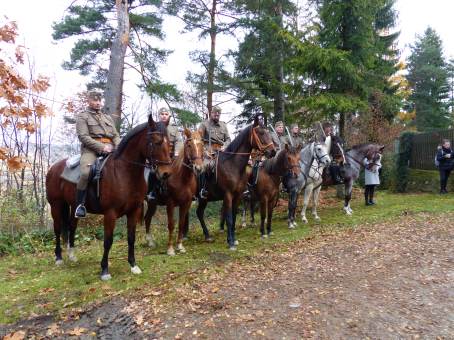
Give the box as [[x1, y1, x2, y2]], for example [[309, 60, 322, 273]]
[[131, 265, 142, 275], [101, 273, 112, 281]]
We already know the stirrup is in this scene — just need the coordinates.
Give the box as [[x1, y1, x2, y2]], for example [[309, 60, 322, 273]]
[[199, 189, 208, 199], [75, 204, 87, 218], [147, 192, 156, 201]]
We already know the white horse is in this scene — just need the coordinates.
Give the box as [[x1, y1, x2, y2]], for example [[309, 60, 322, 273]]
[[286, 138, 331, 228]]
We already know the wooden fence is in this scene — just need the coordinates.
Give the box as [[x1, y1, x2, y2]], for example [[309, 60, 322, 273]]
[[410, 129, 454, 170]]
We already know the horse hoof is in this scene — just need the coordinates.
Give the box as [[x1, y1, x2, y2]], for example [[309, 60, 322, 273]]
[[261, 234, 268, 239], [68, 255, 78, 262], [55, 259, 63, 266], [229, 246, 237, 251], [301, 217, 308, 224], [177, 244, 186, 253], [268, 231, 274, 236], [100, 273, 112, 281], [167, 248, 176, 256], [205, 237, 214, 243], [293, 222, 298, 228], [234, 240, 239, 246], [314, 216, 321, 221], [131, 265, 142, 275], [182, 236, 189, 241], [147, 240, 157, 248], [241, 223, 247, 228]]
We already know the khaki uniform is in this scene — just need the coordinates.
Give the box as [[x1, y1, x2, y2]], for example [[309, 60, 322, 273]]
[[76, 108, 120, 190], [271, 132, 287, 151], [286, 133, 304, 148], [199, 119, 231, 153], [167, 124, 183, 158]]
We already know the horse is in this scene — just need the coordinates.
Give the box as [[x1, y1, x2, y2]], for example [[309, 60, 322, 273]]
[[195, 117, 275, 250], [143, 129, 204, 255], [243, 144, 302, 237], [45, 115, 172, 280], [322, 143, 384, 215], [285, 139, 331, 228]]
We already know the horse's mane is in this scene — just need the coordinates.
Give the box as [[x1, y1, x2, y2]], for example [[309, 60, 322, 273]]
[[114, 121, 167, 159], [263, 149, 286, 174], [221, 124, 253, 160], [346, 143, 376, 153]]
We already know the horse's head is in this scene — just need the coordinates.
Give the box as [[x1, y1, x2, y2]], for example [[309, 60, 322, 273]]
[[312, 142, 331, 166], [330, 135, 346, 165], [285, 144, 302, 178], [365, 144, 384, 172], [183, 128, 204, 174], [250, 117, 276, 158], [146, 115, 172, 179]]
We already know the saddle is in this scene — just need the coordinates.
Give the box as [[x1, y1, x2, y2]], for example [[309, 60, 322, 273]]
[[60, 154, 110, 197]]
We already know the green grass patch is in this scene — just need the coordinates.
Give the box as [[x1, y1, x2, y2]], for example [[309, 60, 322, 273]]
[[0, 191, 453, 324]]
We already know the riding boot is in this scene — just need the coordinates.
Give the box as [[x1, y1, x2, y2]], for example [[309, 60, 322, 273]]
[[198, 172, 208, 199], [74, 189, 87, 218], [364, 186, 369, 206]]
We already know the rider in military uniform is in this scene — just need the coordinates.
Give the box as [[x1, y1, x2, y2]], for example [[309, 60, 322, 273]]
[[286, 123, 304, 148], [75, 91, 121, 218], [271, 121, 287, 151], [198, 106, 231, 198], [147, 107, 183, 200]]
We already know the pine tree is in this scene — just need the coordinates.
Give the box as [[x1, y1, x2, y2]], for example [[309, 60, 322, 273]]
[[407, 27, 450, 131]]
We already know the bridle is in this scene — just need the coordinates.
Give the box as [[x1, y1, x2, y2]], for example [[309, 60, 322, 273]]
[[250, 125, 274, 155], [146, 128, 172, 172], [182, 136, 204, 173]]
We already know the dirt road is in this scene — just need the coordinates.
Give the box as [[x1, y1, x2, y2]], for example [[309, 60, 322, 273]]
[[2, 212, 453, 339]]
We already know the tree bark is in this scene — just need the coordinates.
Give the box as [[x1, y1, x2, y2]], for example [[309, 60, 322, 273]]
[[207, 0, 217, 118], [273, 1, 284, 123], [104, 0, 130, 129]]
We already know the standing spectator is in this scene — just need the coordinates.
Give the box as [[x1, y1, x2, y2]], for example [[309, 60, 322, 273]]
[[363, 154, 382, 206], [436, 139, 453, 194]]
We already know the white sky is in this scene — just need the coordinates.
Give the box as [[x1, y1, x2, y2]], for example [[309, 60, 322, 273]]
[[1, 0, 454, 128]]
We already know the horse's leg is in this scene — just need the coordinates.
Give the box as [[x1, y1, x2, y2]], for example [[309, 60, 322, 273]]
[[50, 202, 65, 265], [232, 195, 242, 246], [260, 198, 267, 238], [241, 199, 247, 228], [288, 190, 296, 228], [301, 185, 312, 224], [166, 203, 176, 256], [100, 211, 116, 280], [267, 197, 277, 236], [127, 208, 142, 275], [344, 180, 353, 215], [183, 212, 189, 240], [223, 193, 235, 250], [219, 203, 225, 232], [312, 185, 322, 221], [67, 214, 78, 262], [250, 198, 256, 226], [144, 201, 157, 248], [196, 199, 212, 240], [176, 202, 191, 253]]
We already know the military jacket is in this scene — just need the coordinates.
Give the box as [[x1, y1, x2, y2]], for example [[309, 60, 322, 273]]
[[76, 108, 121, 155], [167, 124, 183, 157], [199, 119, 231, 147], [286, 133, 304, 148], [271, 132, 287, 151]]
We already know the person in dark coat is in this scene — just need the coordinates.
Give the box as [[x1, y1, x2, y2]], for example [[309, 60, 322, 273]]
[[437, 139, 454, 194]]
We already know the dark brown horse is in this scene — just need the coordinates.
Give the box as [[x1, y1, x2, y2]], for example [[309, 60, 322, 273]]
[[144, 129, 204, 255], [45, 115, 172, 280], [196, 118, 275, 250], [246, 144, 302, 237]]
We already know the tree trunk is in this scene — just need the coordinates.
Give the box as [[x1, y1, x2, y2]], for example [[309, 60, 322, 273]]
[[207, 0, 217, 118], [104, 0, 130, 129], [273, 1, 284, 123]]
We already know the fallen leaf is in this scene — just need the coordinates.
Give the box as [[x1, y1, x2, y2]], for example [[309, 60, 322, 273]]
[[67, 327, 87, 336], [3, 331, 26, 340]]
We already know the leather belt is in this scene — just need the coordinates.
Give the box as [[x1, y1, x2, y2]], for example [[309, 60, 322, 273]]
[[94, 137, 113, 144]]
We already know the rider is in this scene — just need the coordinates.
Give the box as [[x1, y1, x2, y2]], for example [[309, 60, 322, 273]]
[[271, 121, 287, 151], [320, 122, 343, 184], [286, 123, 304, 148], [147, 107, 183, 200], [75, 90, 121, 218], [198, 106, 231, 199]]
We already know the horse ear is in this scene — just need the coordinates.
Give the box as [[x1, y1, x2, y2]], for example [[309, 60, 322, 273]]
[[148, 114, 156, 129], [285, 143, 289, 151], [184, 127, 191, 138], [379, 145, 385, 153], [253, 116, 259, 127]]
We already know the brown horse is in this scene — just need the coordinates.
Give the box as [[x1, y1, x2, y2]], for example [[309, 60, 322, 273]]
[[144, 129, 204, 255], [195, 117, 275, 250], [245, 144, 302, 237], [45, 115, 172, 280]]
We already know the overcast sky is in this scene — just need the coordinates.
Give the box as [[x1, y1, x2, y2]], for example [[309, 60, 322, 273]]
[[1, 0, 454, 126]]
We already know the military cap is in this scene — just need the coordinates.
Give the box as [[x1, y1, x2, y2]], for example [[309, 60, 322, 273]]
[[87, 90, 102, 100], [290, 123, 299, 129], [212, 106, 222, 113], [275, 121, 284, 128], [158, 107, 170, 114]]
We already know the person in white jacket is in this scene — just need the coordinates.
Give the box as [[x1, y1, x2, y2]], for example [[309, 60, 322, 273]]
[[363, 154, 382, 206]]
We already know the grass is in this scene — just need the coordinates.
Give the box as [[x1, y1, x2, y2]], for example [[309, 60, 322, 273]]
[[0, 190, 453, 324]]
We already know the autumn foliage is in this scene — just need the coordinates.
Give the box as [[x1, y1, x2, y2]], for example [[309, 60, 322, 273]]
[[0, 21, 51, 171]]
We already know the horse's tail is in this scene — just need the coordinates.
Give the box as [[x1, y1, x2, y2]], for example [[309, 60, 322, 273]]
[[61, 202, 70, 244]]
